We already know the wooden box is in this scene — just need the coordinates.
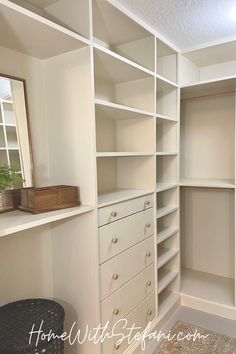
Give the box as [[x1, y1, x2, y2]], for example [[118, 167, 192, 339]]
[[19, 185, 80, 214]]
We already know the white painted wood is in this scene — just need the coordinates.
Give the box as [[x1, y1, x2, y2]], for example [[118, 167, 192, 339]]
[[95, 98, 154, 118], [0, 225, 53, 305], [100, 236, 155, 300], [97, 152, 154, 157], [98, 189, 154, 208], [156, 183, 178, 193], [102, 292, 156, 354], [0, 1, 88, 59], [181, 188, 234, 278], [157, 227, 178, 245], [92, 0, 155, 71], [100, 264, 155, 327], [0, 206, 94, 237], [44, 47, 97, 205], [98, 193, 154, 226], [10, 0, 90, 38], [97, 156, 155, 197], [181, 94, 235, 182], [96, 104, 155, 153], [180, 178, 235, 188], [51, 211, 100, 354], [158, 290, 180, 321], [182, 267, 234, 307], [158, 269, 178, 294], [157, 248, 179, 269], [156, 79, 178, 119], [157, 38, 177, 83], [156, 206, 178, 219], [156, 119, 178, 153], [156, 155, 178, 185], [99, 208, 154, 263]]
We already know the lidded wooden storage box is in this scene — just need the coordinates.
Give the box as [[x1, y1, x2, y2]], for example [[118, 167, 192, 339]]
[[20, 185, 80, 214]]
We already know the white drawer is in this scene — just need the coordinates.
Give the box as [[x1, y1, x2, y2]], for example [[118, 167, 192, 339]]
[[98, 194, 154, 226], [101, 292, 156, 354], [100, 236, 154, 300], [99, 208, 154, 263], [101, 264, 155, 328]]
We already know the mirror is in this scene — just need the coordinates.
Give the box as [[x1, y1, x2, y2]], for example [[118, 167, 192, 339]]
[[0, 75, 33, 211]]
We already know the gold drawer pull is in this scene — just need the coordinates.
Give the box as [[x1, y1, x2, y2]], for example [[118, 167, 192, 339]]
[[114, 344, 120, 350], [113, 309, 119, 315], [145, 223, 151, 228], [112, 237, 118, 244], [147, 309, 152, 316], [145, 200, 150, 206], [112, 274, 119, 280], [146, 251, 151, 257], [146, 280, 152, 286], [111, 211, 117, 217]]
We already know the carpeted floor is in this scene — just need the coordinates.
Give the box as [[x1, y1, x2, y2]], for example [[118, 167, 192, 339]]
[[155, 321, 236, 354]]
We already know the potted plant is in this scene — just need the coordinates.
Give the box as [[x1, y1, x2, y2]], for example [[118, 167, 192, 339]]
[[0, 165, 24, 211]]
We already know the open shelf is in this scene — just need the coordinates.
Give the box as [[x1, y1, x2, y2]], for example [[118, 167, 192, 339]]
[[156, 117, 178, 153], [156, 79, 178, 119], [180, 178, 235, 189], [95, 99, 155, 154], [158, 289, 180, 320], [92, 0, 155, 72], [182, 268, 234, 307], [180, 40, 236, 85], [156, 155, 178, 186], [97, 156, 155, 206], [158, 247, 178, 269], [95, 98, 154, 118], [9, 0, 90, 39], [157, 206, 178, 219], [156, 183, 178, 193], [158, 268, 178, 294], [97, 188, 153, 207], [157, 38, 178, 84], [156, 113, 177, 122], [0, 205, 95, 238], [181, 80, 235, 185], [157, 227, 178, 245], [0, 1, 88, 59], [94, 47, 155, 112]]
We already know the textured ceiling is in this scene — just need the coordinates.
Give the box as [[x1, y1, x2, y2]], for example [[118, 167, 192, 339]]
[[116, 0, 236, 50]]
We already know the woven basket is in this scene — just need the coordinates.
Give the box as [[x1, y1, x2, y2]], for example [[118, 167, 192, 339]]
[[0, 299, 65, 354]]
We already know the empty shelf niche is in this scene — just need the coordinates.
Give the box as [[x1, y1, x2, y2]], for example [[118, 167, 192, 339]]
[[94, 48, 155, 113], [156, 118, 178, 154], [180, 187, 235, 306], [95, 102, 155, 153], [180, 80, 235, 188], [158, 256, 179, 294], [9, 0, 90, 39], [157, 211, 178, 245], [157, 188, 178, 219], [180, 40, 236, 85], [92, 0, 155, 71], [158, 233, 178, 269], [156, 38, 177, 83], [97, 156, 155, 205], [157, 155, 178, 188], [158, 281, 179, 319], [156, 79, 177, 119]]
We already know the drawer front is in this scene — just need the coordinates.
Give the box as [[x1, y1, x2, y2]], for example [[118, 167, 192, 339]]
[[98, 194, 154, 226], [101, 292, 156, 354], [101, 264, 155, 328], [100, 237, 154, 300], [99, 208, 154, 263]]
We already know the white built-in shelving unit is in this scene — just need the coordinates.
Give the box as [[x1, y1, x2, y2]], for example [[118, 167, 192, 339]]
[[7, 0, 236, 353], [0, 0, 181, 353]]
